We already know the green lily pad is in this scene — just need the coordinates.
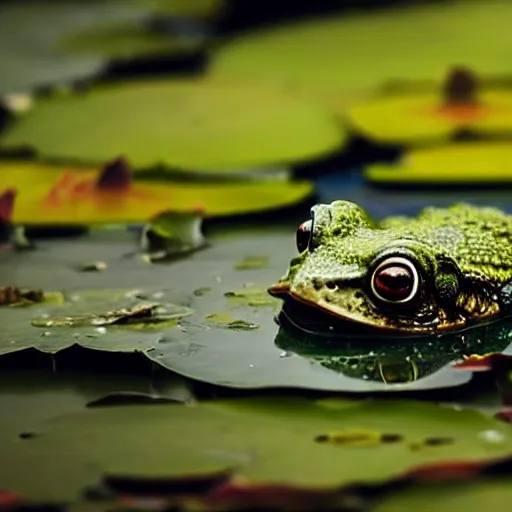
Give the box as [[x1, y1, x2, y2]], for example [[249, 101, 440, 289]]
[[0, 79, 345, 171], [3, 397, 512, 501], [0, 288, 192, 356], [211, 0, 512, 100], [56, 19, 202, 60]]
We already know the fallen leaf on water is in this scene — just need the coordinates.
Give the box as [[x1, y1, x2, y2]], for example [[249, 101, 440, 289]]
[[234, 256, 269, 270]]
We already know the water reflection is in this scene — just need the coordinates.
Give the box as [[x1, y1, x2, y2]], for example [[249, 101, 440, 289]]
[[274, 312, 512, 385]]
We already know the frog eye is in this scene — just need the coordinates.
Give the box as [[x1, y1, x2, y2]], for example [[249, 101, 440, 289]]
[[296, 220, 312, 253], [370, 257, 420, 304]]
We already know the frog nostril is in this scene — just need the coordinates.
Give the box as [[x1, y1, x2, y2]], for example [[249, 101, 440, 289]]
[[325, 280, 338, 290]]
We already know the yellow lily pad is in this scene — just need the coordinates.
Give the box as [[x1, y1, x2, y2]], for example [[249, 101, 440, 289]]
[[0, 79, 344, 172], [211, 0, 512, 100], [347, 88, 512, 146], [364, 142, 512, 185], [0, 160, 314, 225], [56, 20, 202, 60]]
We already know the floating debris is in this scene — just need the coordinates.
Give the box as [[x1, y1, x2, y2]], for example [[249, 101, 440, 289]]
[[78, 261, 108, 272], [31, 303, 193, 329], [234, 256, 268, 270]]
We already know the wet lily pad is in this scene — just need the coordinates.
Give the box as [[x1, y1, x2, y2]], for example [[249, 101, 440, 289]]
[[347, 84, 512, 146], [365, 142, 512, 186], [0, 288, 192, 356], [30, 303, 190, 328], [0, 159, 314, 225], [0, 80, 345, 171], [146, 249, 492, 392], [3, 397, 512, 501], [211, 0, 512, 99]]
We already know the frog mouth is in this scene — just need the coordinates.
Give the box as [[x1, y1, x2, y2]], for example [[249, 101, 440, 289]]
[[277, 297, 412, 339]]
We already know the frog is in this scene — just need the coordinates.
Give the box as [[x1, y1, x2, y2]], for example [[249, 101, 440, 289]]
[[268, 201, 512, 338]]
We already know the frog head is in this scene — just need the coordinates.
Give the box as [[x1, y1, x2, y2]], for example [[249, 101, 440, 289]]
[[269, 201, 500, 337]]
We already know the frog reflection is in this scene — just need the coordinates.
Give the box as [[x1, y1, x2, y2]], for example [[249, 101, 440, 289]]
[[274, 311, 512, 384]]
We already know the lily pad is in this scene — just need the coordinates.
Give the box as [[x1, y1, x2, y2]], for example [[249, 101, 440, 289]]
[[3, 397, 512, 501], [0, 160, 314, 225], [0, 288, 192, 356], [55, 19, 202, 60], [0, 80, 345, 171], [365, 142, 512, 186], [211, 0, 512, 99], [347, 85, 512, 146]]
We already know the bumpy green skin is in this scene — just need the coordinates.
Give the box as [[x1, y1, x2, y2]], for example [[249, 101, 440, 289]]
[[269, 201, 512, 335]]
